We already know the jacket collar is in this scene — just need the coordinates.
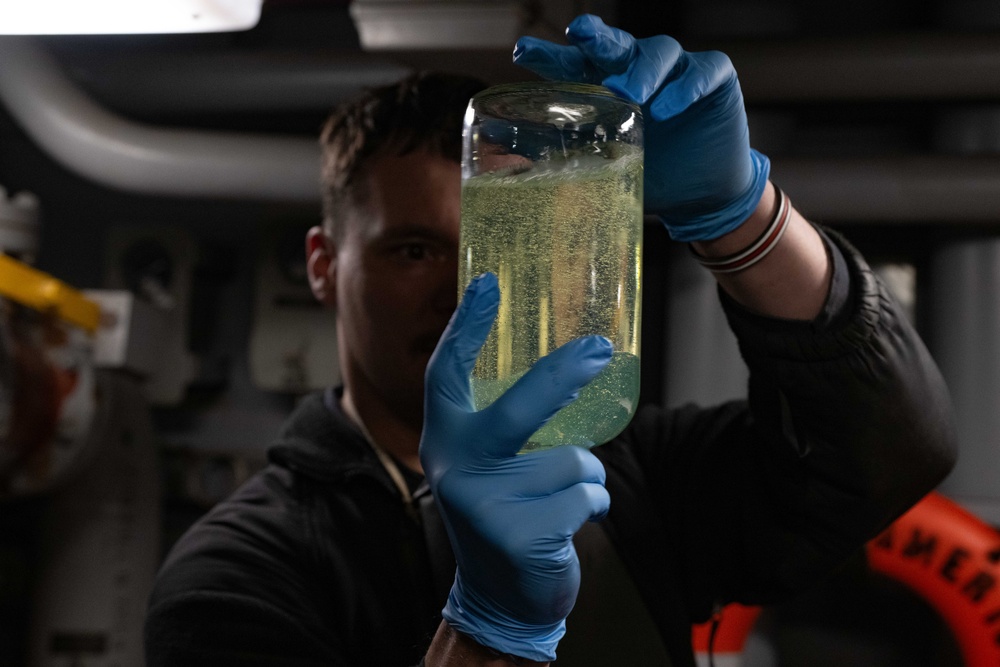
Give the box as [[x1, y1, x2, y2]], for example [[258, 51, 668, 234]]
[[267, 387, 387, 481]]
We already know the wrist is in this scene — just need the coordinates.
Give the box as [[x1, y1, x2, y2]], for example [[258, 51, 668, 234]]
[[425, 621, 551, 667], [689, 182, 833, 320], [689, 182, 786, 272]]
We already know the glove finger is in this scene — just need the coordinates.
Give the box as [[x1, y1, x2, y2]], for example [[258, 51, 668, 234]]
[[491, 445, 607, 497], [481, 336, 613, 456], [564, 14, 638, 75], [646, 49, 737, 122], [537, 481, 612, 534], [487, 479, 611, 560], [426, 273, 500, 408], [512, 36, 602, 83], [600, 35, 685, 107]]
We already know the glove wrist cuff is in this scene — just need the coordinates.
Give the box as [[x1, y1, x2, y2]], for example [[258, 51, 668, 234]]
[[662, 149, 771, 243], [442, 585, 565, 662]]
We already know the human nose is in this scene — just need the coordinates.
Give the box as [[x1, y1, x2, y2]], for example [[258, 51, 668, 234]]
[[432, 259, 459, 314]]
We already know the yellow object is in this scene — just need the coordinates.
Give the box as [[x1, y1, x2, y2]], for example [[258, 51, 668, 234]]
[[0, 253, 100, 333]]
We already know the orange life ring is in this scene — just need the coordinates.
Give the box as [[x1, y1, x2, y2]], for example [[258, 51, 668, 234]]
[[690, 491, 1000, 666], [691, 602, 760, 666]]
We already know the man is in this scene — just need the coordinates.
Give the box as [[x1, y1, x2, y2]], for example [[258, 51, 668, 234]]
[[144, 15, 956, 667]]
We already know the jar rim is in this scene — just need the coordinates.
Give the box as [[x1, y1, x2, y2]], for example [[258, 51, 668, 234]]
[[472, 81, 639, 112]]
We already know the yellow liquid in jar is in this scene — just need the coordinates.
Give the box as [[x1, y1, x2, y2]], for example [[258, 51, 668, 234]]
[[460, 150, 643, 450]]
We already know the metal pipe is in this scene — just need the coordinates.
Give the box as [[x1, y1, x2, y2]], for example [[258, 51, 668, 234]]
[[723, 33, 1000, 102], [4, 35, 1000, 218], [772, 155, 1000, 223], [0, 37, 322, 202], [63, 51, 410, 115], [58, 33, 1000, 111]]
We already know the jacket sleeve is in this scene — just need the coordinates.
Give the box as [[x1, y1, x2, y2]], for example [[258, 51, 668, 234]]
[[145, 589, 342, 667], [143, 495, 347, 667], [616, 228, 958, 622], [144, 468, 354, 667], [143, 458, 437, 667]]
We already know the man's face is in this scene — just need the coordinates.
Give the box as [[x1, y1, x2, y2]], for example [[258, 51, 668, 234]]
[[314, 151, 462, 427]]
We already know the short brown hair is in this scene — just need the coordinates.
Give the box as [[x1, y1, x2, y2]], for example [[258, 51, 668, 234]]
[[319, 71, 488, 240]]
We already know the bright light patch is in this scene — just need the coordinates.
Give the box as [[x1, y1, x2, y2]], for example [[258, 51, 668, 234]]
[[0, 0, 262, 35], [620, 113, 636, 133]]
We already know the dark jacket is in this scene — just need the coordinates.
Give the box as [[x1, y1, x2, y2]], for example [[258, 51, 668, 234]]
[[144, 231, 956, 667]]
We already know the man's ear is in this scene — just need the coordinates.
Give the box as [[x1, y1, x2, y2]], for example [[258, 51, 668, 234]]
[[306, 226, 337, 307]]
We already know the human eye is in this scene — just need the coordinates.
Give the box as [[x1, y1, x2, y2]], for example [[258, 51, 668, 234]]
[[379, 232, 451, 266], [395, 242, 429, 261]]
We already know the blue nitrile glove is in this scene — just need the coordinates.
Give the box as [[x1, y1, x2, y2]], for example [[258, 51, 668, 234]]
[[419, 272, 613, 663], [513, 14, 770, 242]]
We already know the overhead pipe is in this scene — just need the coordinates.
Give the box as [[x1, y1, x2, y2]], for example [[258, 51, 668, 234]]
[[62, 51, 411, 115], [720, 33, 1000, 103], [54, 33, 1000, 113], [772, 155, 1000, 223], [0, 36, 323, 202], [3, 35, 1000, 219]]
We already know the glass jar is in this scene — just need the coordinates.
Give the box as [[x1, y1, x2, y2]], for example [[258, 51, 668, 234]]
[[459, 81, 643, 451]]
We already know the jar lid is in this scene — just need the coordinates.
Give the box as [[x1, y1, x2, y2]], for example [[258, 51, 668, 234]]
[[472, 81, 640, 127]]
